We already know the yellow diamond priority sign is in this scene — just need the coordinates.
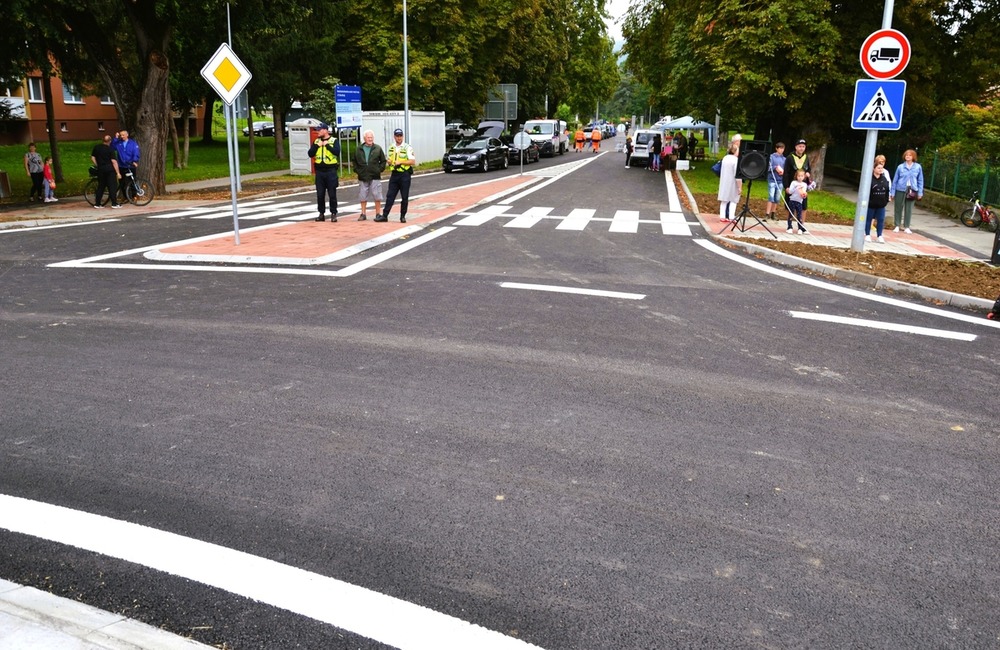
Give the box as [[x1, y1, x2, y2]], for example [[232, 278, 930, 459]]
[[201, 43, 252, 105]]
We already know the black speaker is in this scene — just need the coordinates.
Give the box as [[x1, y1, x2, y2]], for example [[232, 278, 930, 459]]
[[736, 140, 772, 180]]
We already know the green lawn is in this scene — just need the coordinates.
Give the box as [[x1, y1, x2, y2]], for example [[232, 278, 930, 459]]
[[679, 156, 857, 220], [0, 136, 294, 201]]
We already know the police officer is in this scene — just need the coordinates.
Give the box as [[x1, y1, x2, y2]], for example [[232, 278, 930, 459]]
[[308, 123, 340, 222], [375, 128, 415, 223]]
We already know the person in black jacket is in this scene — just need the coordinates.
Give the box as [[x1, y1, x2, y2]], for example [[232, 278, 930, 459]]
[[308, 123, 340, 222], [783, 139, 812, 223], [865, 155, 892, 243]]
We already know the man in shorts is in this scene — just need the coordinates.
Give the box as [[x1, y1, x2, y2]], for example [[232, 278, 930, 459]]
[[765, 141, 785, 220], [353, 129, 387, 220]]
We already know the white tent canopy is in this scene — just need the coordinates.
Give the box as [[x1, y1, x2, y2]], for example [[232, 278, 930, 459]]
[[661, 115, 716, 153]]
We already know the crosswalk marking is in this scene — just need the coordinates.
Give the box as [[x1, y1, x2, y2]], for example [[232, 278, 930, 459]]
[[505, 206, 553, 228], [555, 208, 596, 231], [609, 210, 640, 233], [660, 212, 692, 236], [453, 204, 512, 226]]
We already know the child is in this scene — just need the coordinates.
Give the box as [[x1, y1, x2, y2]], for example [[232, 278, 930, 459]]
[[765, 142, 785, 220], [42, 156, 57, 202], [786, 169, 808, 234]]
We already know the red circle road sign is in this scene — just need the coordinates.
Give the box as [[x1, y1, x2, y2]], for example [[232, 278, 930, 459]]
[[860, 29, 910, 79]]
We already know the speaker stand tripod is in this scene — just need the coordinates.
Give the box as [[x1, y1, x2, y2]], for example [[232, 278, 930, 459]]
[[717, 179, 777, 239]]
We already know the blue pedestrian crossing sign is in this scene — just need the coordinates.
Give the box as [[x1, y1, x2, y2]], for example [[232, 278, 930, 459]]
[[852, 79, 906, 130]]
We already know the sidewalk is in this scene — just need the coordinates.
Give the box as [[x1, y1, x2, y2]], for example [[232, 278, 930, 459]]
[[681, 174, 997, 311]]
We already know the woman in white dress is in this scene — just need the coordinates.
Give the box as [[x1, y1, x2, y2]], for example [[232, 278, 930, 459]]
[[717, 142, 742, 222]]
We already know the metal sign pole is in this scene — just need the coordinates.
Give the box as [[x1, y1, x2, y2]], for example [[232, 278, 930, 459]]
[[851, 0, 895, 252], [225, 101, 240, 245]]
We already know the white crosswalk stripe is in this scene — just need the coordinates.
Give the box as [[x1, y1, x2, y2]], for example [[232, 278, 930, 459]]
[[608, 210, 640, 233]]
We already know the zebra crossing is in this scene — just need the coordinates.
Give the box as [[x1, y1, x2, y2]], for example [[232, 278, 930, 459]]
[[146, 198, 320, 222], [452, 173, 693, 235], [453, 206, 695, 235]]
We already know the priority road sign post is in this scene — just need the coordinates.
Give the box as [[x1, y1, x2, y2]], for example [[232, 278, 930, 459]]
[[201, 42, 252, 245]]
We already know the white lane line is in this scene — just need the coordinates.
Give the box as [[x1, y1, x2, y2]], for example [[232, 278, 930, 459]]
[[789, 311, 977, 341], [337, 227, 456, 276], [500, 155, 601, 204], [694, 238, 1000, 330], [500, 282, 645, 300], [664, 173, 682, 212], [659, 212, 692, 236], [0, 218, 121, 233], [608, 210, 640, 233], [0, 494, 544, 650], [555, 208, 596, 231], [505, 207, 553, 229]]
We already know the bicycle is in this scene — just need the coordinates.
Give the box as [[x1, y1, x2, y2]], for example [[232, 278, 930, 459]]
[[958, 190, 997, 232], [84, 168, 154, 207]]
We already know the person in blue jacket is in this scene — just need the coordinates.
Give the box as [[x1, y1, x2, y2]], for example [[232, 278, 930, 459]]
[[891, 149, 924, 234]]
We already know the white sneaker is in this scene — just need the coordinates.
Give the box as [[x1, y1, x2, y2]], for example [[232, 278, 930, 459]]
[[51, 198, 57, 202], [893, 226, 900, 232], [877, 236, 885, 243], [904, 228, 912, 234], [786, 228, 794, 234], [94, 204, 103, 209], [865, 235, 872, 242]]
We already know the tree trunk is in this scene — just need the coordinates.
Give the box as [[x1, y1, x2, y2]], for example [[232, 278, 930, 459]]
[[272, 97, 288, 161], [169, 107, 181, 169], [202, 98, 215, 143], [41, 70, 63, 183], [182, 107, 191, 168]]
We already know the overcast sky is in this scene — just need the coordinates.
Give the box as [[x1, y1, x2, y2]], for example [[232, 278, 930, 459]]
[[605, 0, 629, 46]]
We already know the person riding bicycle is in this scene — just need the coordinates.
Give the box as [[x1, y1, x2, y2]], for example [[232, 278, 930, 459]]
[[112, 130, 140, 201]]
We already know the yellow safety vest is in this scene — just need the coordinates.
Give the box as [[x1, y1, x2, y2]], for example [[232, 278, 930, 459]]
[[387, 144, 413, 173], [313, 139, 338, 165]]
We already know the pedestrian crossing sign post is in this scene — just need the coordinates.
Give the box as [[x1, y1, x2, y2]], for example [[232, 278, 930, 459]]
[[851, 79, 905, 131]]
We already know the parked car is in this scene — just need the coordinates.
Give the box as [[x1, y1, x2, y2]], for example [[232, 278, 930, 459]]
[[630, 129, 662, 168], [442, 136, 510, 172], [505, 135, 540, 164], [242, 122, 287, 137], [445, 122, 476, 139]]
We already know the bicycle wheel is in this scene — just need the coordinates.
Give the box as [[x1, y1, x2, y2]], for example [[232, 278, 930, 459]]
[[959, 208, 981, 228], [83, 178, 110, 207], [126, 178, 154, 206]]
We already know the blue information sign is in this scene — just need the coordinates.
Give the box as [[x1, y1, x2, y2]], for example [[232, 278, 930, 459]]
[[334, 85, 363, 128], [851, 79, 905, 131]]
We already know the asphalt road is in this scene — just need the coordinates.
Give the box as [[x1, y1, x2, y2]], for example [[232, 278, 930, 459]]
[[2, 149, 999, 649]]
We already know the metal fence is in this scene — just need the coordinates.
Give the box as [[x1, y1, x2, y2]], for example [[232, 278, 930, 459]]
[[827, 143, 999, 206]]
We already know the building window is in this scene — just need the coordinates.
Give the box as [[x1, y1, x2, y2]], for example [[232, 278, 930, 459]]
[[62, 83, 83, 104], [28, 77, 44, 102], [60, 122, 68, 132], [98, 121, 105, 131]]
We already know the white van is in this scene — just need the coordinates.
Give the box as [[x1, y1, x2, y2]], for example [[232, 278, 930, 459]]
[[630, 129, 664, 168], [521, 119, 568, 156]]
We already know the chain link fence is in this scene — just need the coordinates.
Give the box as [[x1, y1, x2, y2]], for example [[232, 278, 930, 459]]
[[827, 143, 999, 206]]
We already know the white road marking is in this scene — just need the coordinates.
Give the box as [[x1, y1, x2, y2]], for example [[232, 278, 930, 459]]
[[608, 210, 640, 233], [505, 207, 553, 228], [789, 311, 977, 341], [664, 172, 683, 212], [500, 155, 601, 204], [0, 494, 544, 650], [555, 208, 596, 231], [337, 227, 456, 276], [454, 204, 513, 226], [500, 282, 645, 300], [0, 219, 121, 233], [694, 238, 1000, 330], [659, 212, 691, 236]]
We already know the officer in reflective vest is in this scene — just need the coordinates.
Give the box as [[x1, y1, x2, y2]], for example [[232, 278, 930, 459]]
[[308, 123, 340, 222], [376, 128, 415, 223]]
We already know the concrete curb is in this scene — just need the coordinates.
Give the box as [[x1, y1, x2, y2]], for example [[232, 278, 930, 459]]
[[675, 173, 994, 311]]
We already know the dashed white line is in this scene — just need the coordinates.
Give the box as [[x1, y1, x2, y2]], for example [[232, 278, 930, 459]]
[[500, 282, 645, 300], [788, 311, 977, 340]]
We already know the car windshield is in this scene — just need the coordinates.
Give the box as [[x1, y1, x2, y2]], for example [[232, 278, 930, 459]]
[[455, 138, 490, 150], [525, 123, 553, 135]]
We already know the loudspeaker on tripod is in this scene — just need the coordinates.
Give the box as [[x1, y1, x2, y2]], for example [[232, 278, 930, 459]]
[[736, 140, 772, 180]]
